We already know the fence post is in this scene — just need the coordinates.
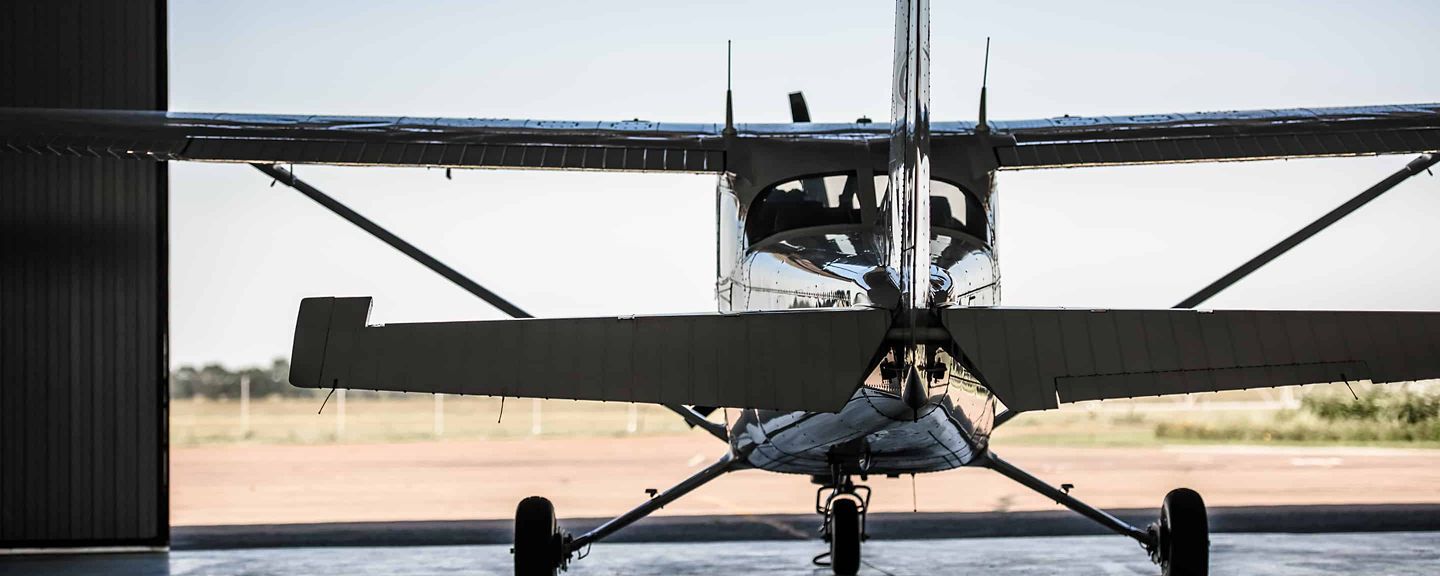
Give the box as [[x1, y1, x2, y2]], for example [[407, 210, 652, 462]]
[[336, 389, 347, 439], [434, 393, 445, 437], [239, 374, 250, 438]]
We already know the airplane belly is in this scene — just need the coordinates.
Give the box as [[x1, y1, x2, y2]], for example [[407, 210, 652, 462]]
[[729, 388, 979, 475]]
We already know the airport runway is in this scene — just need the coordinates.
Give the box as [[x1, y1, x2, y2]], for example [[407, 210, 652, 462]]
[[4, 532, 1438, 575]]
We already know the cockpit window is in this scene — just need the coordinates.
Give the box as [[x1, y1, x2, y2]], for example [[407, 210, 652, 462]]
[[746, 173, 863, 244], [873, 176, 985, 241]]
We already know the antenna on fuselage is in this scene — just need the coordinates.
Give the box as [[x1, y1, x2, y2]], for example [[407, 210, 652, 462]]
[[975, 37, 991, 135], [723, 40, 736, 138]]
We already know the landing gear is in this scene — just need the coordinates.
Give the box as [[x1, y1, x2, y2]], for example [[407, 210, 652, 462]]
[[982, 452, 1209, 575], [513, 453, 741, 574], [828, 498, 863, 575], [513, 496, 567, 576], [1150, 488, 1209, 576], [814, 476, 870, 576]]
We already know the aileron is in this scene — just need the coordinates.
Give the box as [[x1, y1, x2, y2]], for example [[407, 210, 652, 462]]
[[991, 104, 1440, 169]]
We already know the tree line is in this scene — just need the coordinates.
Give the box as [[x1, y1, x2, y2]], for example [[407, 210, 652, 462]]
[[170, 359, 402, 400], [169, 358, 316, 399]]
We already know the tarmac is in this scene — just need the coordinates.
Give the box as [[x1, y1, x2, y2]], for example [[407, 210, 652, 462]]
[[171, 438, 1440, 525], [3, 531, 1438, 575]]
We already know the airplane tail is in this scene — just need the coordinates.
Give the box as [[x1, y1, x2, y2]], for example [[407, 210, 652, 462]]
[[885, 0, 931, 317], [287, 298, 1440, 415], [885, 0, 935, 408]]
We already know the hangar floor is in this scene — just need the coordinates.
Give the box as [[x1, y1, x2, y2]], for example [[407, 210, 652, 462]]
[[3, 531, 1438, 575]]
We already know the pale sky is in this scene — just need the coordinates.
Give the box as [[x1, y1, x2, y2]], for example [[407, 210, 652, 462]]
[[168, 0, 1440, 368]]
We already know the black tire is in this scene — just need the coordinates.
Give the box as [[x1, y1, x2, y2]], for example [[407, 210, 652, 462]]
[[829, 498, 862, 576], [514, 496, 561, 576], [1160, 488, 1209, 576]]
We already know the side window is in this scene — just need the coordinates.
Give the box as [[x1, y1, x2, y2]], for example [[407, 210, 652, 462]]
[[746, 173, 862, 244]]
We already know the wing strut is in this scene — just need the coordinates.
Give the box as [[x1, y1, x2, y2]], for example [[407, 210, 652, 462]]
[[260, 162, 744, 436], [253, 163, 533, 319], [1175, 153, 1438, 308]]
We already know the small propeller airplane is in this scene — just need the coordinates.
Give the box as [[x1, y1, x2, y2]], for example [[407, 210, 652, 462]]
[[3, 1, 1439, 575]]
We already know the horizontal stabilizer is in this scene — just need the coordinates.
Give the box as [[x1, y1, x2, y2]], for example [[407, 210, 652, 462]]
[[941, 308, 1440, 412], [290, 297, 891, 413]]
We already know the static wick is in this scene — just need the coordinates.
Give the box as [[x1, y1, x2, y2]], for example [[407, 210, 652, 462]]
[[317, 385, 338, 414], [497, 396, 507, 423], [1342, 376, 1360, 401], [911, 473, 918, 513]]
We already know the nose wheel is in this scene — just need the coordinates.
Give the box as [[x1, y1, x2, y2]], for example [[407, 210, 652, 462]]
[[813, 476, 870, 576], [827, 497, 863, 575]]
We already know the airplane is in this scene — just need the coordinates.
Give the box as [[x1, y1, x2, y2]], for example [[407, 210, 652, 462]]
[[3, 1, 1439, 574]]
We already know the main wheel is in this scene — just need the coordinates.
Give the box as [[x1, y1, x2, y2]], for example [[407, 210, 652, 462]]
[[829, 497, 862, 576], [1158, 488, 1209, 576], [514, 496, 562, 576]]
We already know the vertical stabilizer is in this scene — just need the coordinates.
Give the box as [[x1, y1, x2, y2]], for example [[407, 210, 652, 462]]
[[886, 0, 931, 315], [888, 0, 933, 410]]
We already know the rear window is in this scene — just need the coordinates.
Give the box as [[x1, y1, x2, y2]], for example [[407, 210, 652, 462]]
[[745, 173, 863, 244]]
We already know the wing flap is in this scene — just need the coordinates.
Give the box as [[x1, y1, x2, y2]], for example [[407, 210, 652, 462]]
[[290, 297, 891, 412], [941, 308, 1440, 411]]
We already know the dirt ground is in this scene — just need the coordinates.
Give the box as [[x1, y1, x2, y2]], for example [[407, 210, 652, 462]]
[[170, 434, 1440, 526]]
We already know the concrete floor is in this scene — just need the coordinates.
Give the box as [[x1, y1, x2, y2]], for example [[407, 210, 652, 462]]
[[4, 532, 1437, 576]]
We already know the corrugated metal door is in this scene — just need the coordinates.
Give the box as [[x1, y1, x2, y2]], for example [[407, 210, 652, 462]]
[[0, 0, 168, 547]]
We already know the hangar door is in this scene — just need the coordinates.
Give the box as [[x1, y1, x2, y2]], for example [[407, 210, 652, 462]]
[[0, 0, 168, 547]]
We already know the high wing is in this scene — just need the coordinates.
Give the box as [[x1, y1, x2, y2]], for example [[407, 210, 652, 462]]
[[942, 308, 1440, 412], [2, 103, 1437, 172], [289, 297, 891, 413], [0, 108, 731, 172], [982, 104, 1440, 169]]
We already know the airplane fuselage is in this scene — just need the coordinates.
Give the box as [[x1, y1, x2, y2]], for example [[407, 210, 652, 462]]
[[715, 167, 1001, 476]]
